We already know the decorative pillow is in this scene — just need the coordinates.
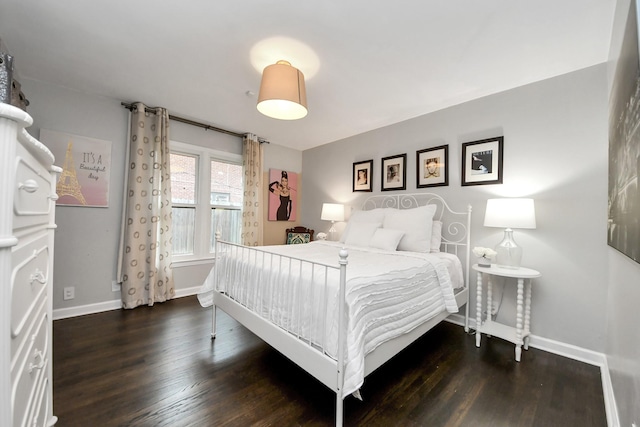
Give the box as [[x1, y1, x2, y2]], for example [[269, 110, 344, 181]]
[[369, 228, 405, 251], [382, 205, 437, 252], [287, 232, 311, 244], [430, 220, 443, 253], [340, 208, 387, 243], [344, 222, 382, 247]]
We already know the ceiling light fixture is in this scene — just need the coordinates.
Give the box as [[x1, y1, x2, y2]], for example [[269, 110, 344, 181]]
[[257, 60, 307, 120]]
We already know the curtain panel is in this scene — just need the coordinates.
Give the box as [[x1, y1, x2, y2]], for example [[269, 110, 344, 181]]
[[242, 134, 263, 246], [118, 102, 175, 308]]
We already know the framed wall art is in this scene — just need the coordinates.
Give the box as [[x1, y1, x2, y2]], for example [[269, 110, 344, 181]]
[[381, 153, 406, 191], [417, 144, 448, 188], [353, 159, 373, 192], [268, 169, 298, 221], [461, 136, 504, 186], [607, 0, 640, 263], [40, 129, 112, 207]]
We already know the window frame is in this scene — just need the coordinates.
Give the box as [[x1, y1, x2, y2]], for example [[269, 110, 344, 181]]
[[170, 140, 242, 265]]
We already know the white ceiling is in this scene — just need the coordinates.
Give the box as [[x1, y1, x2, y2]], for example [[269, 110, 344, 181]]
[[0, 0, 616, 151]]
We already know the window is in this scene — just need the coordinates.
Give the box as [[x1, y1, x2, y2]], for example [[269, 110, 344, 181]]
[[170, 141, 243, 262], [209, 159, 243, 251]]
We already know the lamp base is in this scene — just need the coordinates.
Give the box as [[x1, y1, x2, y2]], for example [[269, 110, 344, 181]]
[[495, 228, 522, 269], [328, 221, 337, 241]]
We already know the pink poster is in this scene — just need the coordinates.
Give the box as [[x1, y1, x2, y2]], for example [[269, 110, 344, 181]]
[[40, 129, 111, 207], [267, 169, 297, 221]]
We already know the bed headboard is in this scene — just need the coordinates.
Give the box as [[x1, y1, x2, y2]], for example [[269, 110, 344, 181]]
[[360, 193, 471, 249], [359, 192, 472, 290]]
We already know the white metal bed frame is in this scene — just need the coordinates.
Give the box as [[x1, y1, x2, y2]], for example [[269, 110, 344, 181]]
[[209, 193, 471, 426]]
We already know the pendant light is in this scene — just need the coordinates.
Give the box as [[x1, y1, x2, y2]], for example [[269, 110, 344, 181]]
[[257, 60, 307, 120]]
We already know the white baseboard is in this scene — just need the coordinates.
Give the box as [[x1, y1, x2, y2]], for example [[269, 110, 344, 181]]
[[601, 357, 621, 427], [53, 299, 121, 320], [447, 313, 618, 427], [446, 313, 605, 365], [52, 286, 202, 320]]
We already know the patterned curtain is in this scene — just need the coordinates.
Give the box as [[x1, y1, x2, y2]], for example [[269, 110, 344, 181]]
[[242, 134, 263, 246], [118, 102, 174, 308]]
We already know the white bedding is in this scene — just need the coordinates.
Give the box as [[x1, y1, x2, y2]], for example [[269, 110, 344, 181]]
[[198, 240, 460, 395]]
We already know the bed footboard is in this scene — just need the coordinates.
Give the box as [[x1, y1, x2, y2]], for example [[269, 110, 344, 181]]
[[211, 241, 349, 394]]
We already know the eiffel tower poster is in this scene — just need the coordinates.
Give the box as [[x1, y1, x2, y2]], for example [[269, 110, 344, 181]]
[[40, 129, 112, 207]]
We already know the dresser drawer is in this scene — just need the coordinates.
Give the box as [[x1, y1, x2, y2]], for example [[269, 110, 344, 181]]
[[11, 233, 49, 340], [13, 149, 54, 230], [11, 311, 49, 427], [24, 375, 51, 427]]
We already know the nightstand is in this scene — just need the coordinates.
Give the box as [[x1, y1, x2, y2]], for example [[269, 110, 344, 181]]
[[472, 264, 542, 362]]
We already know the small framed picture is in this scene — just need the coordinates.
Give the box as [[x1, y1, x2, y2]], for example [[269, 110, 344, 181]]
[[381, 153, 407, 191], [353, 159, 373, 192], [461, 136, 504, 186], [417, 144, 448, 188]]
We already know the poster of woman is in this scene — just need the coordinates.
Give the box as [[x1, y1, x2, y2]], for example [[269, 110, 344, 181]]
[[268, 169, 297, 221]]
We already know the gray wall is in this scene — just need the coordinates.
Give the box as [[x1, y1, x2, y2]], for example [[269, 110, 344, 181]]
[[25, 79, 128, 310], [302, 64, 609, 354], [22, 78, 302, 310], [606, 0, 640, 425]]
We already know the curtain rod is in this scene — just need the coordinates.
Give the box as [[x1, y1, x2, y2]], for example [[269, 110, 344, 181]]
[[121, 102, 269, 144]]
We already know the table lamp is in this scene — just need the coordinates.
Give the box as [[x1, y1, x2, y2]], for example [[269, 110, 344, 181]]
[[321, 203, 345, 240], [483, 198, 536, 269]]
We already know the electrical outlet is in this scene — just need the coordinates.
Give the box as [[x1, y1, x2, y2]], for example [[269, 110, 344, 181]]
[[112, 280, 120, 292], [63, 286, 75, 300]]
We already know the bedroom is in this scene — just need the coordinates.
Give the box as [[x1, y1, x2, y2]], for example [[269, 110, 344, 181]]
[[0, 0, 638, 426]]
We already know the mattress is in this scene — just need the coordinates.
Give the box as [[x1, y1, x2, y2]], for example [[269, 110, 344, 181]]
[[198, 240, 461, 395]]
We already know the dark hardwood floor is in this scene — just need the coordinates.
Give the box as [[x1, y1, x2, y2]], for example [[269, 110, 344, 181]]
[[53, 296, 607, 427]]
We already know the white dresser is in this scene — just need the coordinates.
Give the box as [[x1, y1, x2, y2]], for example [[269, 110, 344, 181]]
[[0, 103, 58, 427]]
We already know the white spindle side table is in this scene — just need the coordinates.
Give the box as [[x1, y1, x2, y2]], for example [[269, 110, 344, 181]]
[[472, 264, 542, 362]]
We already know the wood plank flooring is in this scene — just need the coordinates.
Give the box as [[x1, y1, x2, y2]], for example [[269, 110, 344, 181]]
[[53, 296, 607, 426]]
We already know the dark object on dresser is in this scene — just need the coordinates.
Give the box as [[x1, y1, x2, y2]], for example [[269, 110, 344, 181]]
[[0, 49, 14, 105], [10, 78, 29, 110], [0, 41, 30, 111]]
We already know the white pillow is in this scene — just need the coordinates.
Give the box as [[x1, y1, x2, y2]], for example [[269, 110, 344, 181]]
[[340, 208, 387, 243], [369, 228, 405, 251], [344, 222, 382, 247], [430, 220, 443, 253], [382, 205, 437, 252]]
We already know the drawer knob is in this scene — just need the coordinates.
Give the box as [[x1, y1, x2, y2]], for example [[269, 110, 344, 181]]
[[30, 269, 46, 285], [28, 349, 45, 373], [18, 179, 39, 193]]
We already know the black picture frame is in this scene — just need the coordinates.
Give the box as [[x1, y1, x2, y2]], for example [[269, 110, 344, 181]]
[[461, 136, 504, 186], [352, 159, 373, 192], [417, 144, 449, 188], [381, 153, 407, 191]]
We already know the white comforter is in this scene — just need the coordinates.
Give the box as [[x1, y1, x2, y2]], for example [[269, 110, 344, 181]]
[[198, 241, 459, 396]]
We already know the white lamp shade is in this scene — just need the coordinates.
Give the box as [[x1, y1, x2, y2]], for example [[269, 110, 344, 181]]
[[321, 203, 345, 222], [257, 60, 307, 120], [484, 198, 536, 229]]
